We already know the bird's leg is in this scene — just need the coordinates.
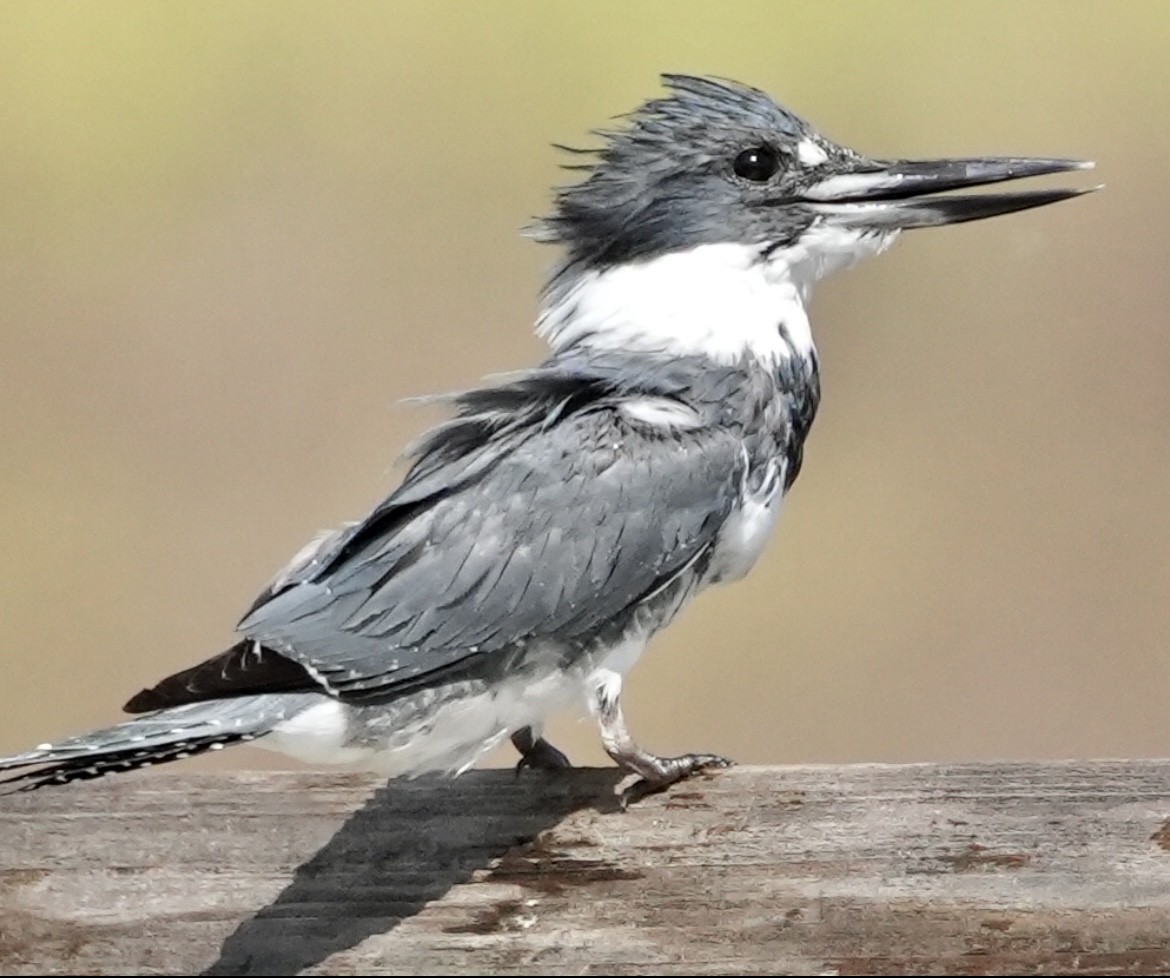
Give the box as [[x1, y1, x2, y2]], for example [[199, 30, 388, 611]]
[[511, 725, 572, 773], [591, 671, 732, 797]]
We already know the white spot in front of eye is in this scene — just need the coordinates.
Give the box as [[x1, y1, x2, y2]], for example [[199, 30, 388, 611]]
[[797, 139, 828, 166]]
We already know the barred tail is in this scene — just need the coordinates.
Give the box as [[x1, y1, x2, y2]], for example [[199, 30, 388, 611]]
[[0, 694, 314, 793]]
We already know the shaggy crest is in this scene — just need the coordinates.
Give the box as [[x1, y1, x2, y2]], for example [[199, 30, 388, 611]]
[[534, 75, 819, 267]]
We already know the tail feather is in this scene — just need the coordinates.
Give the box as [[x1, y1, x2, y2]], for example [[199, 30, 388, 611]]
[[0, 693, 318, 793], [0, 732, 256, 792]]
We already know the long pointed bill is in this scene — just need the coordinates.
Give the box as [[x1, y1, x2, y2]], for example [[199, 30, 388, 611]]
[[801, 156, 1097, 230]]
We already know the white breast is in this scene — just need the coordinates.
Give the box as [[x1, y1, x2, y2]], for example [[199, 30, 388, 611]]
[[708, 458, 786, 584]]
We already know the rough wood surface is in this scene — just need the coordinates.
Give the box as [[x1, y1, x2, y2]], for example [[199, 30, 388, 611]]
[[2, 761, 1170, 975]]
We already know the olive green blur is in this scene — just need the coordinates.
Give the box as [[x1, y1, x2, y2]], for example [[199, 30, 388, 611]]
[[2, 2, 1167, 772]]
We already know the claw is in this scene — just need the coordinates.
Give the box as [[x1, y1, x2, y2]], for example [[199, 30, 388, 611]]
[[510, 726, 572, 777], [619, 752, 734, 802]]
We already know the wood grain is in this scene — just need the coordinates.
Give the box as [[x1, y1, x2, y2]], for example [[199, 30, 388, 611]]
[[3, 761, 1170, 975]]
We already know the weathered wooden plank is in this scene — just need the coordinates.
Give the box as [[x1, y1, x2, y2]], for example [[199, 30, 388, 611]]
[[2, 762, 1170, 975]]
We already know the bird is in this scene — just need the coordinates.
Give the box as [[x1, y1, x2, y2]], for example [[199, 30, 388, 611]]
[[0, 75, 1094, 796]]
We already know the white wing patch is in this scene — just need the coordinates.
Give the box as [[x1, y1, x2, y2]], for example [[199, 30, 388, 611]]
[[618, 396, 703, 429]]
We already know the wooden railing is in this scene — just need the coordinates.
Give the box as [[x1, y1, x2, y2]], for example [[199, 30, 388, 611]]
[[3, 761, 1170, 975]]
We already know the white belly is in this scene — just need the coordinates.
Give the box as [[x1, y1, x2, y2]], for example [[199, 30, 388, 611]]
[[263, 670, 583, 777], [263, 635, 651, 778]]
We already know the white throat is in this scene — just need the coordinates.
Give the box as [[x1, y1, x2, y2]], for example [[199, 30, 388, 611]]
[[537, 231, 895, 368]]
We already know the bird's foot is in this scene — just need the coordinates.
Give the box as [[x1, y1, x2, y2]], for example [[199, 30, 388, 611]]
[[611, 747, 733, 804], [511, 726, 572, 776], [590, 671, 732, 804]]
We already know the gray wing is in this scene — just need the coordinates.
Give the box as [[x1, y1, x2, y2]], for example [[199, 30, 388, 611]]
[[237, 403, 745, 701]]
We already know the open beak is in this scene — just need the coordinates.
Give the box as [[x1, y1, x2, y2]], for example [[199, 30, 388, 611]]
[[801, 156, 1098, 230]]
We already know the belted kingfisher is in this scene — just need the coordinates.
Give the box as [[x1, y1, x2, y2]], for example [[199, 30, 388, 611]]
[[1, 76, 1093, 795]]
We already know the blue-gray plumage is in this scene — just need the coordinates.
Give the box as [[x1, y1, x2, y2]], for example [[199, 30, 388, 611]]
[[0, 75, 1094, 795]]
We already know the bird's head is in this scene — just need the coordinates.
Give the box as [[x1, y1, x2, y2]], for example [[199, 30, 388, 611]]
[[535, 75, 1095, 365]]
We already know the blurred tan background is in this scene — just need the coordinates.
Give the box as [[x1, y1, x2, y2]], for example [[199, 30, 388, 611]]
[[1, 2, 1167, 775]]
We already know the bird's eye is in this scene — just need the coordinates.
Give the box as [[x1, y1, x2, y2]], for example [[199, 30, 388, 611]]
[[733, 145, 781, 182]]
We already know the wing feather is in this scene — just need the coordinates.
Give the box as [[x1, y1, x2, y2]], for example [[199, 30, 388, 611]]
[[238, 400, 743, 701], [128, 367, 745, 712]]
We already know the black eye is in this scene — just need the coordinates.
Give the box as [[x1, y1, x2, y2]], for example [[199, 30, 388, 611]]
[[733, 145, 780, 182]]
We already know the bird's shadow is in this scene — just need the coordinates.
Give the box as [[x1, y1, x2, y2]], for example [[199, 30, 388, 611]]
[[201, 768, 624, 976]]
